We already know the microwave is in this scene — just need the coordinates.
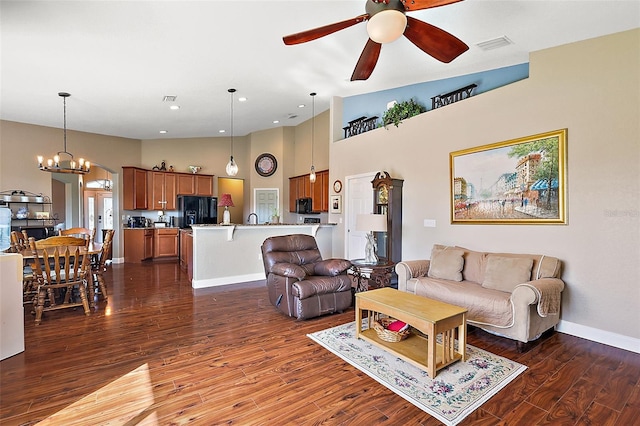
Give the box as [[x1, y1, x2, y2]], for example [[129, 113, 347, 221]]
[[295, 198, 313, 214]]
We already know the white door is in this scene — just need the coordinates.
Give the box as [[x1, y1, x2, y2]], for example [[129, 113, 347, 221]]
[[345, 172, 376, 260], [254, 189, 278, 224], [84, 191, 112, 242]]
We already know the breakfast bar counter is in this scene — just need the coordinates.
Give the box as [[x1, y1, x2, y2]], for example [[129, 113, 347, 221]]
[[190, 223, 336, 289]]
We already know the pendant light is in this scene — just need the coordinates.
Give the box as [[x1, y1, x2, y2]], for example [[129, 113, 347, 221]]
[[309, 92, 317, 183], [37, 92, 91, 174], [225, 88, 239, 176]]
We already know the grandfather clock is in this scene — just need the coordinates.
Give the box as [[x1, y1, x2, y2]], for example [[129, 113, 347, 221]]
[[372, 171, 403, 265]]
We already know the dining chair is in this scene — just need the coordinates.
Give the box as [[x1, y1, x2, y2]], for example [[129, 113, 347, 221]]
[[9, 230, 29, 252], [28, 237, 92, 325], [89, 229, 114, 305]]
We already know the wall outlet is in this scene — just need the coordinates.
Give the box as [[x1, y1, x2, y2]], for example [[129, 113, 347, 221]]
[[423, 219, 436, 227]]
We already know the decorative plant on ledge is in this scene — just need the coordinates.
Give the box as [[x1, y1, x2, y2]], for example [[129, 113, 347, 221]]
[[382, 98, 427, 128]]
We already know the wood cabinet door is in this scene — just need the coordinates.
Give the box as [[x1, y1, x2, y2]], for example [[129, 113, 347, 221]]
[[154, 229, 178, 258], [177, 174, 194, 195], [311, 170, 329, 212], [144, 230, 154, 259], [194, 175, 213, 196], [123, 167, 148, 210], [148, 171, 164, 211], [164, 173, 177, 210], [148, 172, 176, 211]]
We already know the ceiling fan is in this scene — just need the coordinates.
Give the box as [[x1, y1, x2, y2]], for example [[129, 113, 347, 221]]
[[283, 0, 469, 81]]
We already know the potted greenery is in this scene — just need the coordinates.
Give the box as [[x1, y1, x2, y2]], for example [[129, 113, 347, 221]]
[[271, 207, 280, 224], [382, 98, 427, 128]]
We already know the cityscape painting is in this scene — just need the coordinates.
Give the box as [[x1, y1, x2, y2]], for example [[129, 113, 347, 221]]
[[450, 129, 567, 224]]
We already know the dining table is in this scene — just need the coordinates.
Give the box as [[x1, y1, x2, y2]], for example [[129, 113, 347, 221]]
[[18, 241, 104, 307]]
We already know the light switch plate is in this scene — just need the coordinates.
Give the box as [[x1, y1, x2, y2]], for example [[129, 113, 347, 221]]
[[424, 219, 436, 227]]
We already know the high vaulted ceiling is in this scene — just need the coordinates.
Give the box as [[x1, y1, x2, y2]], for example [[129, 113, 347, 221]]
[[1, 1, 638, 140]]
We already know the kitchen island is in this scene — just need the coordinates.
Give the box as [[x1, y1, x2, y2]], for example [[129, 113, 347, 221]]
[[190, 223, 336, 289]]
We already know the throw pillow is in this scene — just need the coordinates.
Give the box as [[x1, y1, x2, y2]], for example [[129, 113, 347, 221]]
[[427, 245, 464, 281], [482, 256, 533, 292]]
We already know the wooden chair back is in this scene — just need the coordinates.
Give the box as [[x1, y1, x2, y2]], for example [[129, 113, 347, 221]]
[[35, 235, 89, 249], [58, 227, 96, 241], [9, 230, 29, 252]]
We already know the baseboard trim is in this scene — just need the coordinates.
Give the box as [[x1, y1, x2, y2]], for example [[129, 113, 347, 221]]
[[557, 320, 640, 354], [192, 272, 265, 289]]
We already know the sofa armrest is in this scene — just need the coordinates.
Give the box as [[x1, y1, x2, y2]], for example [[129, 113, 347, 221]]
[[512, 278, 564, 317], [395, 260, 430, 292], [314, 259, 352, 276], [270, 263, 306, 281]]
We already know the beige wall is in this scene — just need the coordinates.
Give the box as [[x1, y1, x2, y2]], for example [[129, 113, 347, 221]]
[[330, 29, 640, 347], [1, 120, 141, 258]]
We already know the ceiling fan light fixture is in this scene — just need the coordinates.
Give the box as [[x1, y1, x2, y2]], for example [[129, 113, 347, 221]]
[[366, 10, 407, 44]]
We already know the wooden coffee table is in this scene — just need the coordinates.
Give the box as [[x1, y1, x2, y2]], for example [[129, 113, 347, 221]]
[[355, 287, 467, 378]]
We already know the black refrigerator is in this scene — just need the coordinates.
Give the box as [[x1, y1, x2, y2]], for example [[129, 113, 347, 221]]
[[177, 196, 218, 228]]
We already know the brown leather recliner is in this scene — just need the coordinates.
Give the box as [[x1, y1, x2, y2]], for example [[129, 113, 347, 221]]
[[261, 234, 353, 320]]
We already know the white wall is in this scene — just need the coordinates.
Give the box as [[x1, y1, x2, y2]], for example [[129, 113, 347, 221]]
[[330, 30, 640, 349]]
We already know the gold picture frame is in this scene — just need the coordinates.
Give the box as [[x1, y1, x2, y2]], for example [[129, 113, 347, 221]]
[[450, 129, 567, 224]]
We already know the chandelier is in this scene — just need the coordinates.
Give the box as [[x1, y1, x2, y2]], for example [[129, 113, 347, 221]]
[[37, 92, 91, 174]]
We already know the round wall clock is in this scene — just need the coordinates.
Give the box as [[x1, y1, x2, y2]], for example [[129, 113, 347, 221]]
[[333, 179, 342, 193], [255, 153, 277, 177]]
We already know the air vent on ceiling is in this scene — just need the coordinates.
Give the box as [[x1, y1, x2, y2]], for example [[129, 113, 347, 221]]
[[476, 36, 513, 51], [288, 114, 298, 119], [162, 95, 177, 102]]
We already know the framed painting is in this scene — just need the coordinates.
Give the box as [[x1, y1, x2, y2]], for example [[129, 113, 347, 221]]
[[330, 195, 342, 214], [450, 129, 567, 224]]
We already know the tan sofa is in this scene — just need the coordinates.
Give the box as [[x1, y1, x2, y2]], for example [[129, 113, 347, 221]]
[[396, 245, 564, 348]]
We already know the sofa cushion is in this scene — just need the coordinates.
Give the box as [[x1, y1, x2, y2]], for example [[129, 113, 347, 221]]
[[409, 277, 514, 327], [428, 245, 464, 281], [456, 246, 486, 284], [482, 255, 533, 292]]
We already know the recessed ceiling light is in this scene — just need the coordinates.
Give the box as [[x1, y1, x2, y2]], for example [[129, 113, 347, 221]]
[[298, 104, 305, 108], [273, 120, 280, 124], [219, 129, 226, 133], [238, 97, 247, 102], [169, 105, 180, 110], [159, 130, 168, 134]]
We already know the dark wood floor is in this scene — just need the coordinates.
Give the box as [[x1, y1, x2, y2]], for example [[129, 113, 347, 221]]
[[1, 262, 638, 425]]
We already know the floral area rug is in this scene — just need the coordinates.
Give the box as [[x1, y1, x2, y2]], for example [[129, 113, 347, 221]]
[[307, 321, 526, 426]]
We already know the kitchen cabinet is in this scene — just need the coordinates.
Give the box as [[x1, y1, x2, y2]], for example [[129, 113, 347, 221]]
[[177, 174, 214, 196], [154, 228, 179, 258], [148, 171, 176, 211], [127, 168, 214, 207], [177, 174, 195, 195], [288, 170, 328, 212], [124, 228, 154, 262], [194, 175, 214, 196], [311, 170, 329, 212], [122, 167, 149, 210], [180, 229, 193, 281]]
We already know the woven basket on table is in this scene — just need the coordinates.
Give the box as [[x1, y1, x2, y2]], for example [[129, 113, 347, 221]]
[[372, 317, 410, 343]]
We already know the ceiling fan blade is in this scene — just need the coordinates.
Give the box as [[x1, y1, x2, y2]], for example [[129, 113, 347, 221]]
[[400, 0, 463, 12], [403, 16, 468, 63], [351, 39, 382, 81], [283, 14, 369, 45]]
